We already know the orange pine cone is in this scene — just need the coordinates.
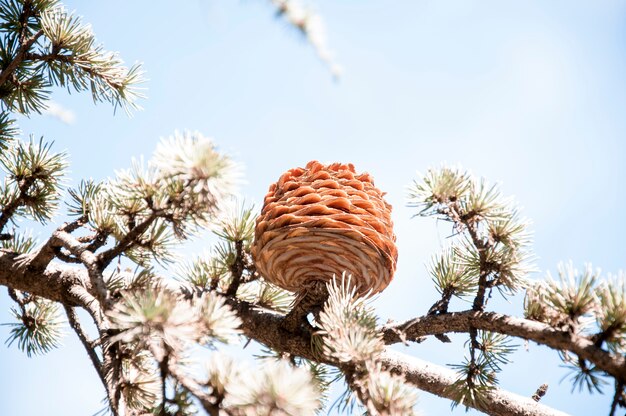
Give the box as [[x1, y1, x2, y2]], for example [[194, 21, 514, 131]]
[[252, 161, 397, 296]]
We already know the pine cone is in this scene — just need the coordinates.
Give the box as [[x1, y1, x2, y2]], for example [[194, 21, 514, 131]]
[[252, 160, 397, 296]]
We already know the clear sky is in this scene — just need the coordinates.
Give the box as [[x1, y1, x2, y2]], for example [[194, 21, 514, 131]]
[[1, 1, 625, 415]]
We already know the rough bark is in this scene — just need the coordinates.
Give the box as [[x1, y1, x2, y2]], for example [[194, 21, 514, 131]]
[[0, 249, 93, 307], [381, 311, 626, 382]]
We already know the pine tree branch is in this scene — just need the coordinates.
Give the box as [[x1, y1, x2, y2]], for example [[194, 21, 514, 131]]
[[0, 249, 91, 306], [28, 219, 86, 270], [0, 255, 617, 415], [0, 8, 44, 87], [25, 224, 109, 305], [227, 298, 568, 416], [53, 230, 108, 304], [381, 310, 626, 383], [382, 349, 569, 416], [54, 248, 83, 263], [67, 285, 105, 331], [0, 175, 39, 233], [148, 341, 222, 416], [85, 231, 109, 253], [0, 250, 116, 411], [97, 213, 158, 268], [25, 51, 130, 92], [442, 202, 491, 311], [225, 239, 244, 297], [64, 305, 104, 380], [609, 380, 624, 416]]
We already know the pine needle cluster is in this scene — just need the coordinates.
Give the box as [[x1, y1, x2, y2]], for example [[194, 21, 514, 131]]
[[409, 166, 535, 310], [526, 263, 626, 394], [317, 276, 419, 415]]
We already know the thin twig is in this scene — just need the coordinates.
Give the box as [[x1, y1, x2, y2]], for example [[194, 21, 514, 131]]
[[101, 342, 122, 416], [609, 380, 624, 416], [158, 353, 169, 416], [98, 214, 158, 268], [226, 240, 245, 297], [63, 292, 118, 416], [441, 202, 492, 311], [63, 305, 104, 376], [467, 326, 479, 389], [7, 287, 27, 314]]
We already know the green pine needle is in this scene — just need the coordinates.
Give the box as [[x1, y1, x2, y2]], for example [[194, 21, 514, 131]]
[[213, 199, 256, 245], [0, 136, 68, 223], [3, 300, 64, 357], [407, 165, 471, 216], [448, 356, 498, 410], [429, 247, 477, 298], [560, 354, 607, 394], [0, 111, 18, 150], [0, 231, 37, 253], [66, 178, 101, 217]]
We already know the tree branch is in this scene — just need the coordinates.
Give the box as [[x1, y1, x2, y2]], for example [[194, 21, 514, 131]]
[[381, 311, 626, 382], [225, 240, 244, 297], [98, 214, 157, 268], [0, 253, 613, 415], [442, 203, 491, 311], [25, 226, 109, 305], [0, 176, 38, 233], [0, 249, 92, 306], [63, 305, 104, 381], [0, 4, 44, 87], [609, 380, 624, 416], [63, 305, 113, 410], [225, 298, 567, 416], [382, 349, 569, 416]]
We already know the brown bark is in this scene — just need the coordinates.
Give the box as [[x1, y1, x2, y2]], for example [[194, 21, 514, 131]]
[[381, 311, 626, 383]]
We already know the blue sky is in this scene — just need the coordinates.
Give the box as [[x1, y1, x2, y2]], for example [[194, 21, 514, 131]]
[[1, 1, 625, 415]]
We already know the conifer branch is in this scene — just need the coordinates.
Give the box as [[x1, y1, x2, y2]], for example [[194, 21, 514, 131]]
[[0, 174, 38, 233], [440, 201, 492, 311], [609, 381, 624, 416], [0, 256, 601, 415], [381, 310, 626, 382], [0, 0, 44, 87], [225, 239, 245, 297], [0, 30, 43, 86], [97, 213, 158, 268], [64, 305, 104, 380]]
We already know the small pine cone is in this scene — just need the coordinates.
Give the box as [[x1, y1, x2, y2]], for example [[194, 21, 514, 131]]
[[252, 160, 397, 296]]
